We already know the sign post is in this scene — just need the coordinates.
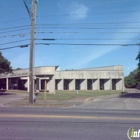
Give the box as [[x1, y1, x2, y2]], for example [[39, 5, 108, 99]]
[[44, 78, 47, 103]]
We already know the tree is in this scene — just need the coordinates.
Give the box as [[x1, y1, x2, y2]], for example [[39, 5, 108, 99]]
[[124, 47, 140, 87], [124, 69, 138, 87], [135, 50, 140, 84], [0, 52, 12, 74], [14, 68, 21, 70], [136, 50, 140, 69]]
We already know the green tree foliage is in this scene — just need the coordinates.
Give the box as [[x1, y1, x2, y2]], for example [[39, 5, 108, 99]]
[[14, 68, 21, 70], [136, 50, 140, 69], [135, 50, 140, 84], [125, 50, 140, 87], [124, 69, 138, 87], [0, 52, 12, 74]]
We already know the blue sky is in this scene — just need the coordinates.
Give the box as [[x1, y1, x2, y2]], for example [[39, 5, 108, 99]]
[[0, 0, 140, 76]]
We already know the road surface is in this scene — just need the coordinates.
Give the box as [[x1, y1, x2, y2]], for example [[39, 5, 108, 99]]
[[0, 107, 140, 140], [0, 88, 140, 139]]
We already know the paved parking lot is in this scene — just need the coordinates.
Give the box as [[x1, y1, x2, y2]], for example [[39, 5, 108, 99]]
[[75, 89, 140, 110], [0, 93, 27, 107]]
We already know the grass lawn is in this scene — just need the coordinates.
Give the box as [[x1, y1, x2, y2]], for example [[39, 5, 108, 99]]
[[33, 90, 123, 101], [1, 90, 124, 101]]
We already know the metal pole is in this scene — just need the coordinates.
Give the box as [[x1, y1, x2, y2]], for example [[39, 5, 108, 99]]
[[29, 0, 37, 104], [92, 72, 93, 93]]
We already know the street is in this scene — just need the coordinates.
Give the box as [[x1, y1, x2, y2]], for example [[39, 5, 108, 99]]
[[0, 107, 140, 140], [0, 89, 140, 139]]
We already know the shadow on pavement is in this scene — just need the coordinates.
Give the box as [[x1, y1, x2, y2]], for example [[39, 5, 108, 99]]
[[119, 92, 140, 98]]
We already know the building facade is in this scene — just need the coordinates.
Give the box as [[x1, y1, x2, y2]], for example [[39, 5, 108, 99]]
[[0, 65, 124, 93]]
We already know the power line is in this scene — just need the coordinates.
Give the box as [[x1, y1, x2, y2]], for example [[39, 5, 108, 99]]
[[37, 38, 140, 41], [0, 25, 30, 31], [23, 0, 31, 19], [36, 31, 140, 34], [0, 39, 30, 46], [36, 22, 140, 26], [1, 37, 138, 46], [0, 20, 139, 26], [0, 32, 30, 38], [41, 43, 139, 46], [0, 5, 29, 21], [0, 28, 30, 34], [0, 18, 29, 24], [0, 43, 138, 51], [0, 26, 139, 34], [0, 44, 29, 50], [37, 10, 140, 17], [34, 26, 140, 30], [25, 0, 32, 4]]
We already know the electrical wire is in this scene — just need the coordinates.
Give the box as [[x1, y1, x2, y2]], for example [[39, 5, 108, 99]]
[[0, 5, 29, 21], [1, 37, 139, 46], [41, 43, 139, 46], [34, 26, 140, 30], [0, 43, 50, 50], [0, 25, 30, 31], [0, 24, 139, 31], [0, 26, 139, 34], [0, 32, 30, 38], [0, 44, 29, 50], [36, 31, 140, 34], [0, 28, 30, 34], [36, 22, 140, 26], [0, 18, 29, 24], [36, 38, 140, 41], [37, 10, 140, 17], [25, 0, 32, 4], [0, 43, 138, 51], [0, 39, 30, 46]]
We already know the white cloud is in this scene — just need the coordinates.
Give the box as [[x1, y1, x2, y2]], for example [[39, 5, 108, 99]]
[[67, 46, 121, 69], [65, 9, 140, 69], [68, 3, 89, 19]]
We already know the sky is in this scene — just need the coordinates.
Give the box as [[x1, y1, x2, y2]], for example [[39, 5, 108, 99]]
[[0, 0, 140, 76]]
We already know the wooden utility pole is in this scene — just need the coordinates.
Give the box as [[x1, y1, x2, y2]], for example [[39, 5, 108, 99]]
[[29, 0, 37, 103], [44, 78, 47, 103]]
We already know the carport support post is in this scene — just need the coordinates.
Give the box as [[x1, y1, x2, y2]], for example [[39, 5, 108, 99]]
[[97, 79, 100, 90], [27, 77, 29, 92], [6, 78, 9, 90], [110, 79, 112, 90], [44, 77, 47, 103], [122, 78, 125, 91]]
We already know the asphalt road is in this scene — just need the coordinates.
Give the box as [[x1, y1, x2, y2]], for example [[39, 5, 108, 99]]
[[0, 107, 140, 140], [0, 89, 140, 140]]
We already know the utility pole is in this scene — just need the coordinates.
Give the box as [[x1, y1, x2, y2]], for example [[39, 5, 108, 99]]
[[29, 0, 37, 104]]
